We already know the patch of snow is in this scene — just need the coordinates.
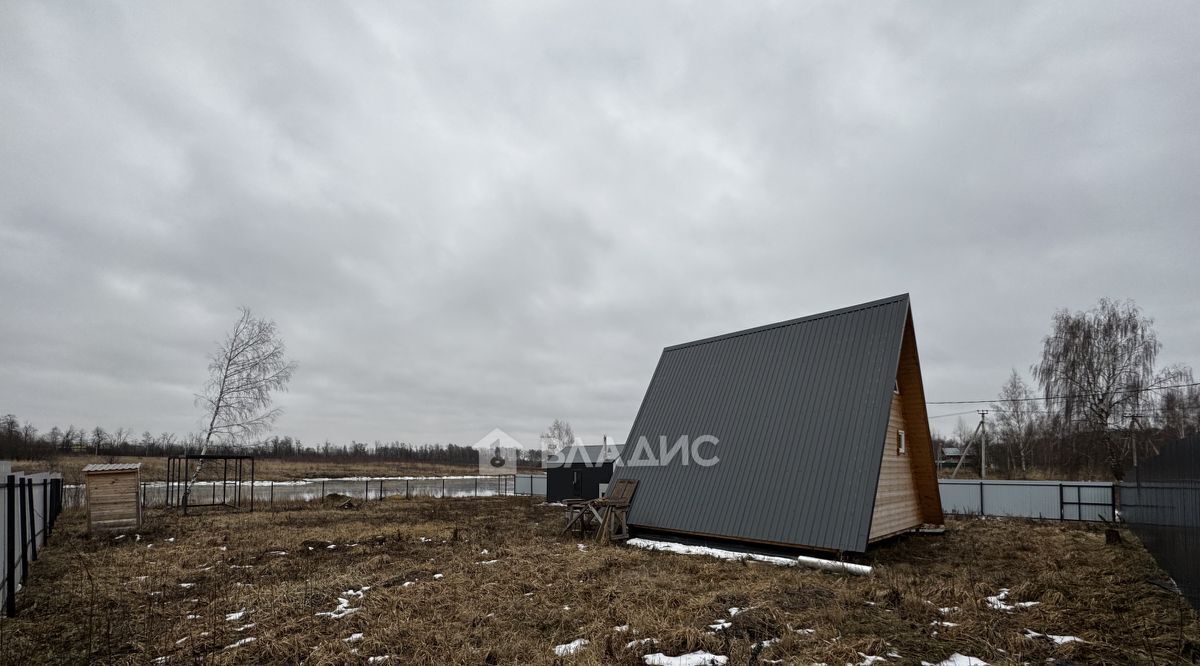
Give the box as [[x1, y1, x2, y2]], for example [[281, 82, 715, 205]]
[[185, 614, 200, 620], [1023, 629, 1085, 645], [175, 637, 189, 645], [614, 624, 629, 632], [931, 621, 959, 627], [166, 538, 175, 543], [326, 544, 337, 550], [627, 538, 795, 567], [402, 581, 415, 587], [480, 549, 489, 554], [367, 657, 390, 664], [478, 559, 499, 565], [114, 534, 126, 541], [855, 654, 886, 665], [728, 606, 753, 616], [563, 605, 571, 610], [920, 654, 988, 666], [234, 623, 255, 632], [179, 583, 195, 589], [433, 574, 444, 579], [790, 627, 815, 635], [627, 638, 659, 648], [419, 537, 432, 542], [152, 657, 168, 664], [553, 638, 590, 656], [938, 607, 958, 614], [985, 589, 1039, 612], [219, 546, 227, 551], [225, 609, 248, 622], [344, 633, 364, 643], [267, 551, 288, 556], [642, 651, 728, 666], [753, 638, 778, 649], [577, 544, 588, 551], [708, 620, 732, 631], [223, 637, 256, 650]]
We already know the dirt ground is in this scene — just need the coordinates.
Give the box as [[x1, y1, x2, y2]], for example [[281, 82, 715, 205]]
[[2, 498, 1197, 665], [10, 455, 488, 485]]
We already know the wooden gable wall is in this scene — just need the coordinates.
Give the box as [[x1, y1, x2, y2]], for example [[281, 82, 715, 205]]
[[868, 306, 945, 542]]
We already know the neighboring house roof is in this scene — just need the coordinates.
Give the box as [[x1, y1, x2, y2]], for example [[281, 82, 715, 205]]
[[82, 463, 142, 473], [544, 444, 625, 468], [611, 294, 936, 553], [941, 447, 964, 457]]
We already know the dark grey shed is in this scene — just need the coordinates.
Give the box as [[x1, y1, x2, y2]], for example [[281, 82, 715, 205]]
[[609, 294, 943, 554], [545, 443, 624, 502]]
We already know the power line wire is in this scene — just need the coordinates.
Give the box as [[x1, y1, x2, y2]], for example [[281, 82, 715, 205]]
[[926, 381, 1200, 406]]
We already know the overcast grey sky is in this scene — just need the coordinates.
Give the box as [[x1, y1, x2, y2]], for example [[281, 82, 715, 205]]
[[2, 2, 1197, 448]]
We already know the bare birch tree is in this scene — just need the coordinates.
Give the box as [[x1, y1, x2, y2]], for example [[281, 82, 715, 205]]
[[1033, 298, 1190, 480], [990, 370, 1041, 475], [183, 308, 296, 505]]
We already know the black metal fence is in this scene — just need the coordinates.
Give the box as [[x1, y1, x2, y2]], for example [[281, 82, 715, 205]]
[[63, 474, 550, 510], [1120, 434, 1200, 610], [2, 469, 65, 617]]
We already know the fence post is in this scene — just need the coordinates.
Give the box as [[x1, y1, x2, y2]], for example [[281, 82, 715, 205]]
[[1059, 483, 1064, 521], [379, 479, 384, 501], [270, 481, 274, 508], [27, 481, 37, 561], [18, 478, 29, 579], [442, 478, 445, 498], [41, 479, 49, 539], [406, 479, 410, 500], [365, 480, 370, 501], [321, 481, 325, 499], [978, 481, 985, 516], [5, 475, 16, 617], [475, 478, 478, 497]]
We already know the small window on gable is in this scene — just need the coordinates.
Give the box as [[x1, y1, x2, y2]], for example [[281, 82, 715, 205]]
[[897, 430, 907, 455]]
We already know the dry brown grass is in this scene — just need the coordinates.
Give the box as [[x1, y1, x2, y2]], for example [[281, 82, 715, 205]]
[[3, 501, 1197, 665], [10, 455, 484, 485]]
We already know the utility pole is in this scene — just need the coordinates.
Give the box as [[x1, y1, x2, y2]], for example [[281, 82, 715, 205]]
[[1124, 413, 1144, 468], [978, 410, 989, 480]]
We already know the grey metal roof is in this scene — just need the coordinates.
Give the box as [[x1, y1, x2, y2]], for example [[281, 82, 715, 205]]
[[544, 444, 625, 468], [82, 463, 142, 473], [611, 294, 912, 553]]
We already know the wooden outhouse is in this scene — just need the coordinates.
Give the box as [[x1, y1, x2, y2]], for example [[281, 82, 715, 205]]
[[82, 463, 142, 531]]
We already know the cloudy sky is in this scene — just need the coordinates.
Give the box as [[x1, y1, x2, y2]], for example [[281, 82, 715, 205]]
[[2, 2, 1197, 448]]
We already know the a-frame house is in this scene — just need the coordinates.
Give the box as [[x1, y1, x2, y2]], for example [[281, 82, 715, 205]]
[[610, 294, 943, 554]]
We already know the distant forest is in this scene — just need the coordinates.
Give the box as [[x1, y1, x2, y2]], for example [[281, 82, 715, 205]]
[[0, 415, 544, 468]]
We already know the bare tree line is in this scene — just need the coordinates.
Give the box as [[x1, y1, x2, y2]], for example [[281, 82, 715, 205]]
[[936, 298, 1199, 480]]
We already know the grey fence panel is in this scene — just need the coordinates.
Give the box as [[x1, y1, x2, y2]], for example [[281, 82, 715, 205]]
[[939, 479, 1113, 521], [1120, 434, 1200, 611]]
